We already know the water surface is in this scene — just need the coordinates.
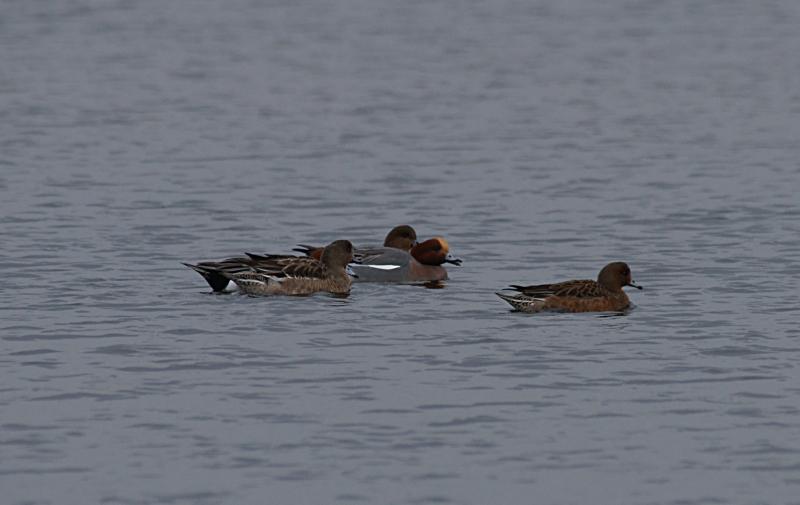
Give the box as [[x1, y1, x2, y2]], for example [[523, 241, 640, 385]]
[[2, 1, 800, 504]]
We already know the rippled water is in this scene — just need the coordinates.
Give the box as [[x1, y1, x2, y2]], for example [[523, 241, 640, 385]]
[[2, 1, 800, 504]]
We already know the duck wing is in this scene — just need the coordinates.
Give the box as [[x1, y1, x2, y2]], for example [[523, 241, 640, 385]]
[[244, 253, 328, 280], [353, 247, 410, 267], [510, 279, 606, 299]]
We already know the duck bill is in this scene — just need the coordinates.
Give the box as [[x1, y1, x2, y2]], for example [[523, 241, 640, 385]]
[[628, 280, 643, 290], [346, 264, 359, 279], [444, 254, 463, 266]]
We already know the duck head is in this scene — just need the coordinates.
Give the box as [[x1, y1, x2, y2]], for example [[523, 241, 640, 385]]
[[410, 237, 462, 266], [321, 240, 355, 269], [383, 225, 418, 251], [597, 262, 642, 291]]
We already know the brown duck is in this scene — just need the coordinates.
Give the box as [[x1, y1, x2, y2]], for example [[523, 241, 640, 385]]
[[184, 240, 354, 296], [496, 262, 642, 313]]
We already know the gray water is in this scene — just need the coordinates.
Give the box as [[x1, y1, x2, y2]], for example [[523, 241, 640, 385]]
[[2, 1, 800, 504]]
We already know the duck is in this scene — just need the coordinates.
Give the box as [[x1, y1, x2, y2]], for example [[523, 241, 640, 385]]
[[292, 224, 417, 260], [293, 225, 461, 283], [183, 240, 355, 296], [496, 262, 642, 313]]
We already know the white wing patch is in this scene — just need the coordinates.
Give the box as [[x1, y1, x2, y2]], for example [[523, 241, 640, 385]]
[[355, 264, 402, 271]]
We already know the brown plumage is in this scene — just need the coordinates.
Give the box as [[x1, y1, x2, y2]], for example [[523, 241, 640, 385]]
[[496, 262, 642, 313], [184, 240, 354, 296], [382, 225, 417, 251]]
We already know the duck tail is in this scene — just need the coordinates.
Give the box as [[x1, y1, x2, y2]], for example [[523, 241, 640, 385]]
[[182, 262, 233, 292], [495, 292, 538, 312], [292, 244, 317, 255]]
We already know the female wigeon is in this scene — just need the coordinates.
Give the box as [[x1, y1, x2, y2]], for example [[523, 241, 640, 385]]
[[293, 225, 462, 283], [496, 262, 642, 313], [184, 240, 354, 296], [293, 225, 418, 260]]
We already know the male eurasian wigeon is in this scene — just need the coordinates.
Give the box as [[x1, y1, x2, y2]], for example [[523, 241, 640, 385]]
[[293, 225, 462, 283], [496, 262, 642, 313], [183, 240, 354, 296]]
